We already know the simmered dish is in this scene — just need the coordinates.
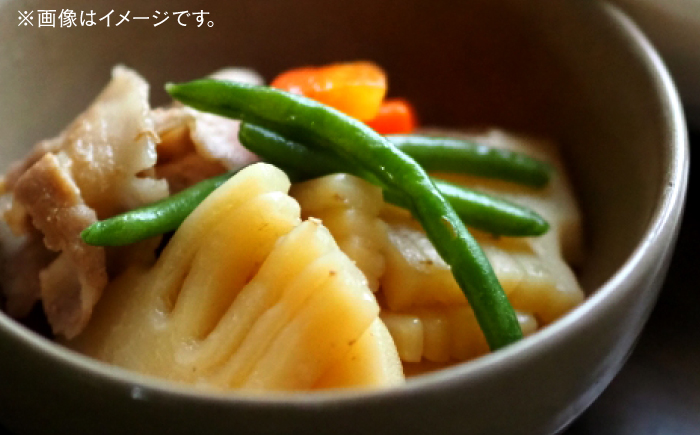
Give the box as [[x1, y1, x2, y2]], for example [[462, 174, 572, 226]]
[[0, 62, 584, 392]]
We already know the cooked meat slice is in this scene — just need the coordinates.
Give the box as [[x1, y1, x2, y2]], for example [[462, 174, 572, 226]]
[[188, 68, 263, 170], [1, 234, 56, 318], [152, 67, 264, 186], [152, 106, 191, 140], [5, 66, 168, 221], [2, 138, 64, 236], [155, 152, 227, 194], [1, 66, 264, 335], [0, 215, 56, 318], [185, 107, 260, 171], [40, 253, 94, 339], [152, 111, 228, 193], [152, 108, 192, 165], [59, 66, 168, 217], [1, 66, 173, 336], [152, 107, 255, 193], [153, 105, 260, 177], [207, 67, 264, 85], [3, 137, 63, 192], [2, 196, 32, 236], [13, 153, 107, 338]]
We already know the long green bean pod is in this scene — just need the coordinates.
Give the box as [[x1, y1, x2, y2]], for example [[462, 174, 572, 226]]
[[388, 135, 552, 188], [385, 179, 548, 237], [81, 172, 236, 247], [167, 80, 523, 350], [239, 122, 549, 237]]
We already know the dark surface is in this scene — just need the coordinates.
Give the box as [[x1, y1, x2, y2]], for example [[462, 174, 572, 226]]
[[0, 143, 697, 435]]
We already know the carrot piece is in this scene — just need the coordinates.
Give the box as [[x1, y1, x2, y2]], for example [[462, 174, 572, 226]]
[[366, 99, 418, 135], [271, 62, 387, 121]]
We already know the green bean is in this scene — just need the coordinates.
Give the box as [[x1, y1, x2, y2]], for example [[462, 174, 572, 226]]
[[167, 80, 523, 350], [384, 180, 548, 236], [388, 135, 552, 188], [239, 123, 549, 237], [81, 172, 236, 247], [238, 122, 348, 178]]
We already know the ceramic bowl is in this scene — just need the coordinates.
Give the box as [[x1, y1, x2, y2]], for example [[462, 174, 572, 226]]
[[610, 0, 700, 127], [0, 0, 688, 434]]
